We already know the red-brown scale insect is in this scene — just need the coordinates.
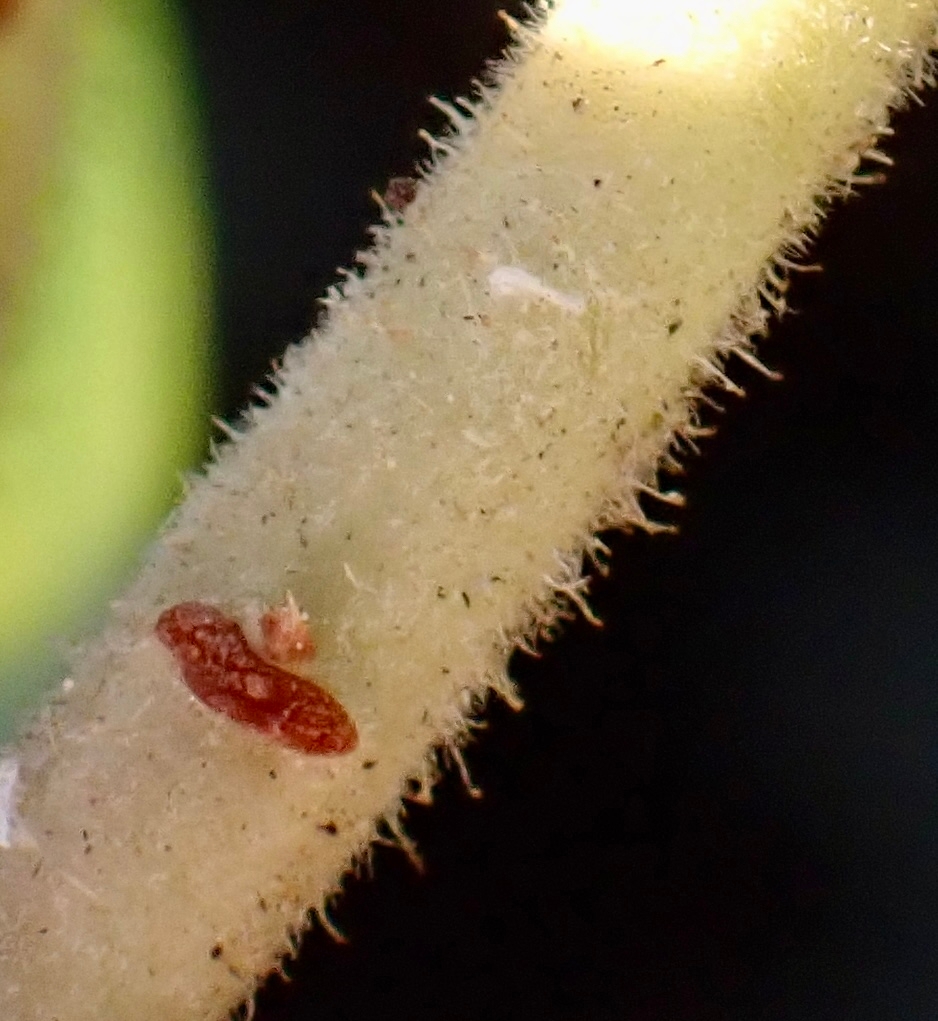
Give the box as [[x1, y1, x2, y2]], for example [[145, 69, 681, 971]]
[[260, 591, 314, 663], [155, 602, 357, 755], [382, 176, 418, 214]]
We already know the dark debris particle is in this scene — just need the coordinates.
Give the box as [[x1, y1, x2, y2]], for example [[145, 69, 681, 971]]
[[318, 821, 339, 835]]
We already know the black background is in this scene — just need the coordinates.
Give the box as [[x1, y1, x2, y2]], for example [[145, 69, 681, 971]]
[[179, 4, 938, 1018]]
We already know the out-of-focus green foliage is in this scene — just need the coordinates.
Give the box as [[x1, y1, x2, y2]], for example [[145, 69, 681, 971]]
[[0, 0, 212, 742]]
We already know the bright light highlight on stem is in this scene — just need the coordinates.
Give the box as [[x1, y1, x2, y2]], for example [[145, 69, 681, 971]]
[[547, 0, 779, 69]]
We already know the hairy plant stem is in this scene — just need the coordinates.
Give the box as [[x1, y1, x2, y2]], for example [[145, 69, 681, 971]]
[[1, 2, 935, 1018]]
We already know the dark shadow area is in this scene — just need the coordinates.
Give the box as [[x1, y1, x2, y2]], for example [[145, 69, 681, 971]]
[[180, 3, 938, 1018]]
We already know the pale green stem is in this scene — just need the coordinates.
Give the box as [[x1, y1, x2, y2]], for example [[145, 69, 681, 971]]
[[0, 1, 935, 1018]]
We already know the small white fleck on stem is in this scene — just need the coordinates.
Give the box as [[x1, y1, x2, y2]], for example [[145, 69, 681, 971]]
[[487, 265, 586, 314], [0, 758, 20, 849]]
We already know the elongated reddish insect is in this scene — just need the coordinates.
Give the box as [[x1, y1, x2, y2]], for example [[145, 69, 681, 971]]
[[156, 602, 357, 755]]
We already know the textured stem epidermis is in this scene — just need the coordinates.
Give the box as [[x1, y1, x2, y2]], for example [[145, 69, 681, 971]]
[[1, 2, 936, 1018]]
